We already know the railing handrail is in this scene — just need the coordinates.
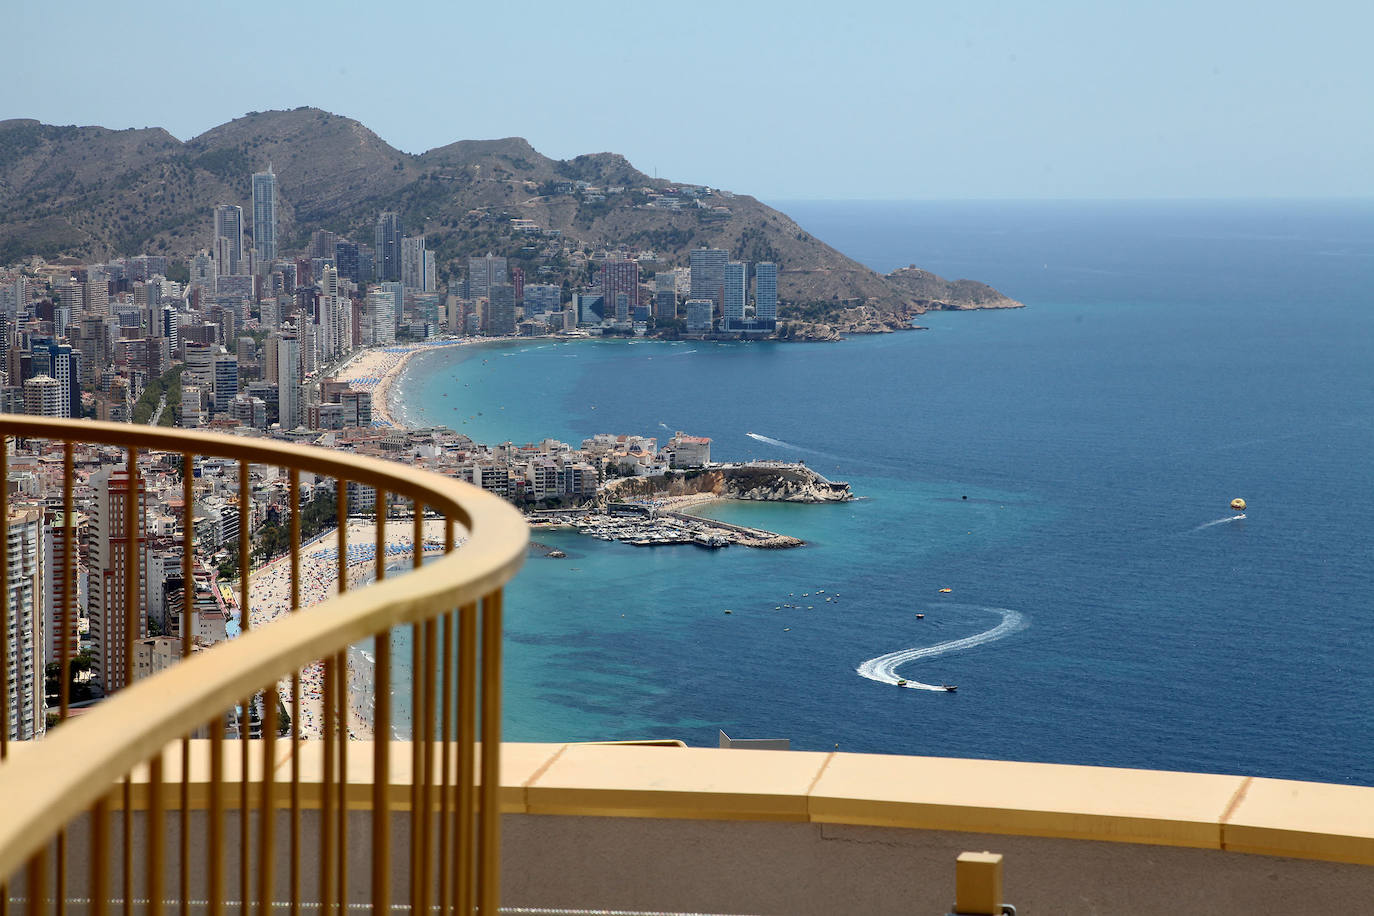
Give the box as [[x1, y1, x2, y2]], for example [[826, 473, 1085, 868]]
[[0, 417, 528, 881]]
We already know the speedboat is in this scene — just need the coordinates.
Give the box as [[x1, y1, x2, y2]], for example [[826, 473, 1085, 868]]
[[896, 679, 907, 687], [942, 684, 957, 692]]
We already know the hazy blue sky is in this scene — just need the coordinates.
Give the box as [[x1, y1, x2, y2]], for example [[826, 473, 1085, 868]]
[[4, 0, 1370, 199]]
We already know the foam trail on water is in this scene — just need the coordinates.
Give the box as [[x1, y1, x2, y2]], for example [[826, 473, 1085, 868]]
[[857, 606, 1028, 691], [1193, 514, 1246, 531], [747, 432, 799, 450]]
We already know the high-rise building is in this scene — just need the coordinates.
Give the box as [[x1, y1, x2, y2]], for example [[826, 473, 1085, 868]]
[[213, 205, 245, 275], [87, 466, 149, 693], [4, 507, 44, 740], [311, 229, 339, 261], [723, 261, 748, 327], [251, 165, 278, 264], [365, 289, 396, 346], [486, 284, 516, 336], [522, 284, 561, 317], [381, 282, 405, 339], [29, 339, 80, 418], [334, 240, 360, 284], [24, 374, 63, 418], [685, 299, 715, 334], [189, 251, 217, 297], [374, 212, 402, 283], [654, 273, 678, 319], [467, 253, 507, 302], [212, 349, 239, 415], [42, 510, 80, 697], [275, 331, 301, 429], [689, 248, 728, 308], [401, 236, 434, 291], [600, 259, 639, 323], [755, 262, 778, 324]]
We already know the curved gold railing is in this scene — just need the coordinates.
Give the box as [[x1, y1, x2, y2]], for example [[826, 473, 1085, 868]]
[[0, 417, 527, 915]]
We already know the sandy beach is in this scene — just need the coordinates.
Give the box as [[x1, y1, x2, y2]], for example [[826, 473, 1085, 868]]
[[235, 518, 458, 740], [333, 337, 518, 427]]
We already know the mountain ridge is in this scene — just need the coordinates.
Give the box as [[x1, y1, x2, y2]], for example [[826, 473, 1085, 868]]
[[0, 107, 1022, 323]]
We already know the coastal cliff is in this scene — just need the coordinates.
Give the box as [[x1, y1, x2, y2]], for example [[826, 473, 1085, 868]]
[[600, 463, 852, 504]]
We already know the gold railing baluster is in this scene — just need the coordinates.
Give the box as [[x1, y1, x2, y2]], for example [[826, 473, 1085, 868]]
[[440, 520, 456, 916], [179, 455, 194, 916], [321, 649, 336, 916], [60, 443, 74, 721], [123, 447, 138, 916], [288, 469, 301, 916], [371, 492, 389, 916], [148, 752, 165, 916], [91, 797, 110, 916], [417, 506, 435, 916], [409, 618, 424, 914], [258, 685, 277, 916], [25, 846, 47, 916], [335, 483, 349, 914], [56, 442, 74, 916], [455, 600, 476, 916], [238, 460, 251, 913], [478, 590, 503, 915], [209, 715, 225, 916]]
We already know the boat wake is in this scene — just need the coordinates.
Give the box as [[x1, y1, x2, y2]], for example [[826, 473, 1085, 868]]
[[856, 606, 1027, 691], [1194, 514, 1246, 531], [747, 432, 798, 449]]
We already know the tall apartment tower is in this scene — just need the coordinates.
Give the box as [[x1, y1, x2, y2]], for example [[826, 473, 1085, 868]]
[[43, 510, 79, 699], [87, 467, 149, 693], [755, 262, 778, 324], [212, 349, 239, 415], [213, 205, 245, 276], [486, 284, 516, 336], [3, 507, 45, 740], [600, 258, 640, 323], [374, 212, 402, 283], [29, 339, 81, 417], [401, 236, 433, 291], [365, 289, 397, 346], [467, 253, 507, 302], [723, 261, 748, 327], [653, 272, 678, 319], [689, 248, 728, 308], [276, 331, 301, 429], [251, 165, 278, 264], [381, 282, 405, 340]]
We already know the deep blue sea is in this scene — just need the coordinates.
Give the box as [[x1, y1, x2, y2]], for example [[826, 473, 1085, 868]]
[[393, 200, 1374, 785]]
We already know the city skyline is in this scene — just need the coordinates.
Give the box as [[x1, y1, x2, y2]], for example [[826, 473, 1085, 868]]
[[2, 0, 1370, 201]]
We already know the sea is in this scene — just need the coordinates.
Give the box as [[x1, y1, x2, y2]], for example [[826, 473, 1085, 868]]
[[390, 199, 1374, 786]]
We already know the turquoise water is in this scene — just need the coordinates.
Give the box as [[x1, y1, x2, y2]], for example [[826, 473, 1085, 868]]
[[392, 201, 1374, 784]]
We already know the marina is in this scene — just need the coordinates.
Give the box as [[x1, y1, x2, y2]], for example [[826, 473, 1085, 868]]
[[527, 505, 804, 550]]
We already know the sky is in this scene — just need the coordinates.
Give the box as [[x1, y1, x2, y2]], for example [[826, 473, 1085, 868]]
[[3, 0, 1371, 200]]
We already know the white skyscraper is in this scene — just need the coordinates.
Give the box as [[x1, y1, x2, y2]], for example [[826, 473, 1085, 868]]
[[366, 289, 396, 345], [4, 507, 45, 740], [276, 331, 301, 429], [252, 165, 278, 264], [401, 236, 434, 291], [755, 262, 778, 324], [723, 261, 748, 327]]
